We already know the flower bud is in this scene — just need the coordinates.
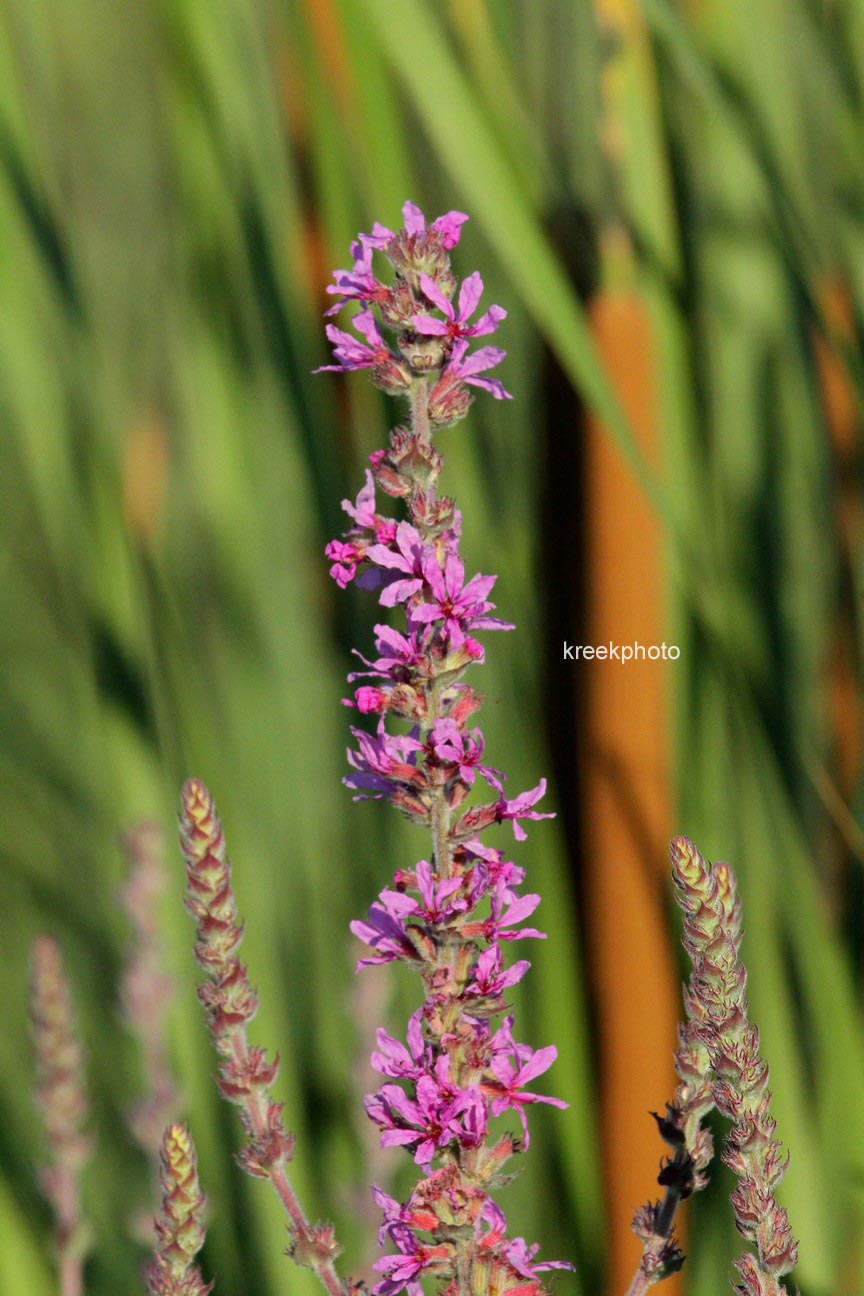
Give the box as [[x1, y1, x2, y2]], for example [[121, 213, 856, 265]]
[[428, 373, 473, 429], [371, 356, 413, 395], [398, 331, 447, 373]]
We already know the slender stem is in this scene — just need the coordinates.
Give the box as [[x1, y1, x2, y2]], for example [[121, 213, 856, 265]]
[[622, 1163, 687, 1296], [411, 376, 430, 445], [624, 1264, 659, 1296], [430, 788, 453, 879], [228, 1030, 346, 1296], [59, 1250, 83, 1296]]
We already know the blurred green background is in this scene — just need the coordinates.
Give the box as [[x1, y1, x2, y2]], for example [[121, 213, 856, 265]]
[[2, 1, 863, 1294]]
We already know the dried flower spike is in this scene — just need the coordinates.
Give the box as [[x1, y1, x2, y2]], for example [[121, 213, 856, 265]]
[[320, 201, 571, 1296], [119, 820, 181, 1240], [29, 935, 92, 1296], [145, 1123, 212, 1296], [179, 778, 346, 1296]]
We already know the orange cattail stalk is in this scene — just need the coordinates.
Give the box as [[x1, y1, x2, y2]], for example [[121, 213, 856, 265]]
[[582, 285, 679, 1296]]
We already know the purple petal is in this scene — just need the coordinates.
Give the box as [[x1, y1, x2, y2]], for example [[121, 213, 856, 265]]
[[502, 893, 542, 926], [456, 344, 506, 377], [465, 375, 512, 399], [432, 210, 469, 248], [380, 1129, 422, 1149], [419, 273, 453, 319], [515, 1044, 558, 1085], [457, 272, 484, 322], [354, 309, 385, 346], [470, 304, 508, 337], [412, 315, 450, 336], [402, 201, 426, 235], [368, 222, 395, 247]]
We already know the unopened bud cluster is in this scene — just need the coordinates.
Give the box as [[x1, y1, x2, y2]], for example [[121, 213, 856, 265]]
[[673, 840, 797, 1294], [180, 779, 346, 1296], [180, 780, 295, 1180], [629, 838, 798, 1296], [29, 935, 92, 1292], [145, 1124, 212, 1296], [119, 821, 181, 1238]]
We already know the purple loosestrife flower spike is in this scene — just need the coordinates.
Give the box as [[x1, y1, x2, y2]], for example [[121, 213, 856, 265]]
[[144, 1124, 213, 1296], [29, 935, 93, 1296], [119, 820, 181, 1241], [319, 203, 571, 1296], [179, 780, 347, 1296]]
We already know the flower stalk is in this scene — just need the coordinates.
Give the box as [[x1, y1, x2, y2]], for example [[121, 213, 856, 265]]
[[627, 837, 798, 1296], [29, 935, 92, 1296], [179, 778, 346, 1296], [144, 1123, 212, 1296], [319, 201, 570, 1296], [119, 820, 180, 1240]]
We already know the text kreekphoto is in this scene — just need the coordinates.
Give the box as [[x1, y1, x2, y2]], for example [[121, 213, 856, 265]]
[[562, 642, 681, 662]]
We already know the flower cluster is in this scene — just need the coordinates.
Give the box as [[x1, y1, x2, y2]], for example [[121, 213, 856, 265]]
[[29, 935, 92, 1296], [118, 821, 180, 1240], [320, 203, 571, 1296], [673, 841, 797, 1296], [317, 199, 511, 418], [628, 838, 798, 1296], [179, 780, 345, 1296], [145, 1123, 212, 1296]]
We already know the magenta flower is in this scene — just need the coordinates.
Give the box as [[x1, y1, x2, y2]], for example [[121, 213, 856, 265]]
[[400, 200, 469, 250], [324, 538, 361, 589], [341, 469, 377, 528], [490, 777, 555, 841], [504, 1237, 576, 1279], [398, 860, 468, 925], [365, 522, 428, 608], [347, 624, 429, 683], [325, 237, 392, 317], [370, 1186, 441, 1246], [323, 234, 391, 314], [486, 1041, 567, 1145], [425, 719, 500, 787], [413, 272, 506, 341], [344, 721, 424, 799], [315, 308, 393, 373], [349, 901, 419, 970], [463, 888, 546, 943], [463, 841, 526, 902], [365, 1074, 479, 1166], [465, 944, 530, 1000], [413, 552, 513, 647], [344, 686, 389, 714], [437, 338, 512, 400], [372, 1225, 452, 1296], [371, 1014, 427, 1082]]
